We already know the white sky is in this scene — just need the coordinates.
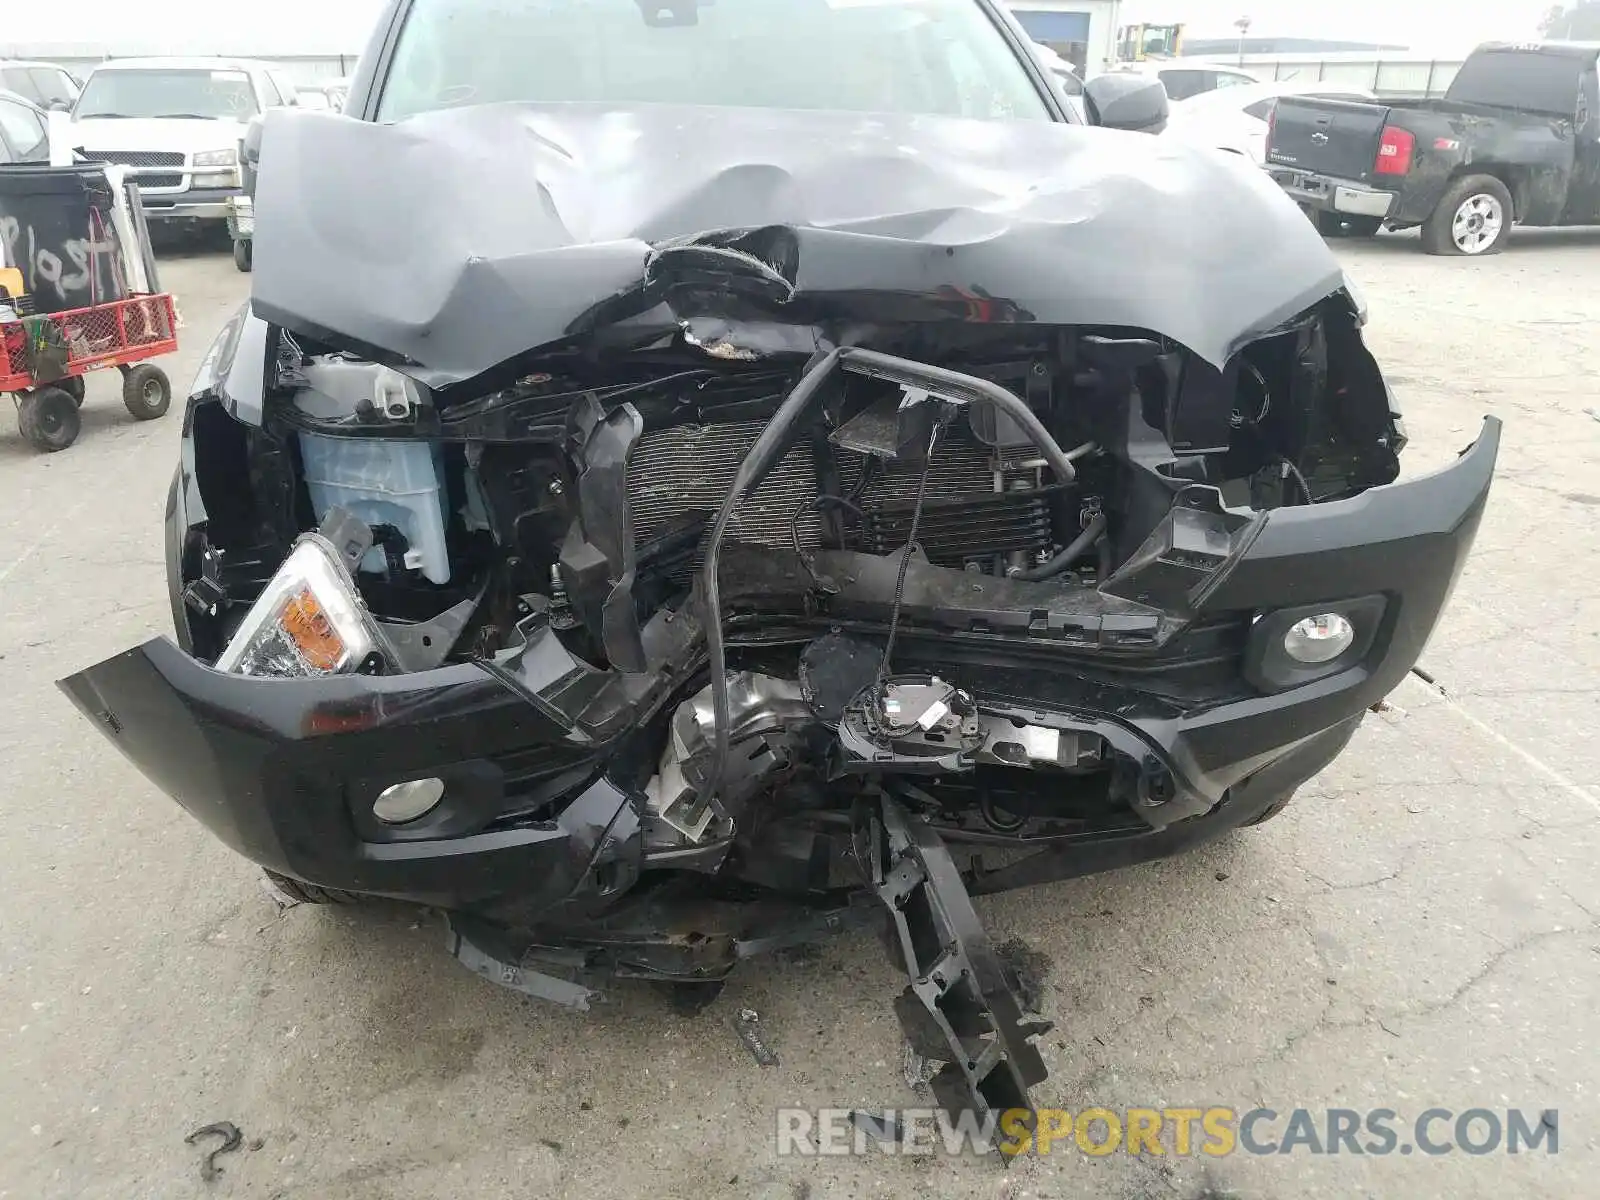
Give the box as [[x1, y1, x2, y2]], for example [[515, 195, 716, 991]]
[[2, 0, 389, 53], [1, 0, 1557, 56], [1122, 0, 1550, 51]]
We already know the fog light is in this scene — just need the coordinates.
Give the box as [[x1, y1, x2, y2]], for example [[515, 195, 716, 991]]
[[373, 778, 445, 825], [1283, 614, 1356, 664]]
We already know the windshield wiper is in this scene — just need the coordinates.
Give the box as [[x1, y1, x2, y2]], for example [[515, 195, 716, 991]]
[[77, 112, 134, 119], [153, 112, 226, 120]]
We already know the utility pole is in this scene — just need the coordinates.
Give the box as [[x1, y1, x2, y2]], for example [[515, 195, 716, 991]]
[[1235, 15, 1252, 66]]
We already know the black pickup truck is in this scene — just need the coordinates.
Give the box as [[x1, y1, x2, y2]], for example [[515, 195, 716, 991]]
[[1267, 41, 1600, 255]]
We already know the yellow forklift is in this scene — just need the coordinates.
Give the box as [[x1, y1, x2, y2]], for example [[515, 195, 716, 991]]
[[1117, 23, 1184, 62]]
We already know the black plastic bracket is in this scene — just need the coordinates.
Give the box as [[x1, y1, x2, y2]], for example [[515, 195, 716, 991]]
[[858, 794, 1051, 1155], [564, 394, 648, 671]]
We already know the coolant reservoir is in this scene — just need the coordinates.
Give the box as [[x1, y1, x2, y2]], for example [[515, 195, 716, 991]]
[[297, 433, 451, 584]]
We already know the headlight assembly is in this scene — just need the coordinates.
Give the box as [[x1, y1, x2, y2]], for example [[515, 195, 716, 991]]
[[215, 534, 395, 677]]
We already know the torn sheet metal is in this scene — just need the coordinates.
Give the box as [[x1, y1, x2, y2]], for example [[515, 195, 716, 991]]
[[250, 104, 1343, 385]]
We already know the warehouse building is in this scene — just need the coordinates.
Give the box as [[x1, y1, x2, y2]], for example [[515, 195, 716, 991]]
[[1006, 0, 1122, 76]]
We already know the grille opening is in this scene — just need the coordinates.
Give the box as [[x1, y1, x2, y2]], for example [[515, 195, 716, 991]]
[[625, 415, 1059, 583]]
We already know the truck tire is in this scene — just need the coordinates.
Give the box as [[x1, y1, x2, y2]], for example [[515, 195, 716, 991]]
[[233, 238, 253, 273], [264, 870, 368, 906], [1422, 175, 1513, 256], [17, 386, 81, 452], [122, 364, 172, 420]]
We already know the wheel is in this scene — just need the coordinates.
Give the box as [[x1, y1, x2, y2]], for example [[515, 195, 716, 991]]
[[17, 386, 81, 451], [60, 375, 86, 406], [233, 238, 253, 273], [264, 870, 367, 906], [1422, 175, 1513, 256], [121, 363, 172, 420]]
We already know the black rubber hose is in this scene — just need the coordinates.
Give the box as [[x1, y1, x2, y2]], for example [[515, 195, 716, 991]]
[[838, 346, 1096, 484], [1017, 514, 1108, 583], [699, 348, 843, 806]]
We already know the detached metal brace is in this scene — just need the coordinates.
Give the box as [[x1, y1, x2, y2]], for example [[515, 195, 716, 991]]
[[860, 795, 1051, 1152]]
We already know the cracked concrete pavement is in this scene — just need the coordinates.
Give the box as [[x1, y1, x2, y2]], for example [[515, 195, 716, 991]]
[[2, 226, 1597, 1199]]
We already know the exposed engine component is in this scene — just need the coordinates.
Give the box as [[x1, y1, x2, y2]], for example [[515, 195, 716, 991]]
[[836, 674, 1108, 776], [298, 434, 451, 584], [627, 419, 831, 564], [645, 671, 814, 844], [644, 662, 1116, 851], [625, 411, 1066, 585], [845, 676, 986, 769], [798, 632, 883, 726]]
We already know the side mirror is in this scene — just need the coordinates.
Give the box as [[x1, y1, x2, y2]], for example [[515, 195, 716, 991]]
[[241, 115, 265, 197], [1084, 74, 1170, 134], [46, 98, 72, 113]]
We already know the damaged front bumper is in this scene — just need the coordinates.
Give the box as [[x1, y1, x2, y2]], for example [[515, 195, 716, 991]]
[[60, 417, 1499, 916]]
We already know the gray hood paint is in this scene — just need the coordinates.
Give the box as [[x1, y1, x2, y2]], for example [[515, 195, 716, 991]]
[[249, 103, 1345, 386]]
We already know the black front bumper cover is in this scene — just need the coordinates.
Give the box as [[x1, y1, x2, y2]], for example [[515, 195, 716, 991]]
[[60, 418, 1499, 917]]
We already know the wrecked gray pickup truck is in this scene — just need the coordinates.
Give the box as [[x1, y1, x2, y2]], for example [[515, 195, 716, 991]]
[[59, 0, 1497, 1132]]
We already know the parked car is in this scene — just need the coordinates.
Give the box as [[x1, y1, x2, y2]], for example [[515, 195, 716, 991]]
[[1164, 79, 1374, 164], [1116, 58, 1257, 101], [60, 0, 1494, 1130], [1267, 41, 1600, 254], [68, 57, 297, 249], [0, 90, 50, 164], [0, 60, 80, 112]]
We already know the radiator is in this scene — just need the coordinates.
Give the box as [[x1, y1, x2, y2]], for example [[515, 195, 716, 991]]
[[625, 418, 1050, 573]]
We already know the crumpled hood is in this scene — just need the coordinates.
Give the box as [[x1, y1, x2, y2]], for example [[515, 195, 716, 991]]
[[250, 102, 1345, 387]]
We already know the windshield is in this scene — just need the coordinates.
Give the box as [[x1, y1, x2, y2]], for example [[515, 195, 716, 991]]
[[75, 69, 257, 120], [377, 0, 1051, 123]]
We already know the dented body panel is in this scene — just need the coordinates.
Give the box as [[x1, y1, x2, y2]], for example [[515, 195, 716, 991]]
[[248, 102, 1344, 384]]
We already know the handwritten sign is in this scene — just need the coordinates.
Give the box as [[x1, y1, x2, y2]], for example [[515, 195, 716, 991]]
[[0, 165, 129, 313]]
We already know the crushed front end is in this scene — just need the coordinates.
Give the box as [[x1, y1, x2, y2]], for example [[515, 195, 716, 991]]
[[59, 103, 1496, 1131]]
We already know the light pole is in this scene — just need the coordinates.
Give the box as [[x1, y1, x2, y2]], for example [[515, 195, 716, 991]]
[[1235, 15, 1252, 66]]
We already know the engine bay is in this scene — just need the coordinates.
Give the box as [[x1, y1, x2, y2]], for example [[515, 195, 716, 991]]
[[165, 293, 1406, 873], [185, 294, 1399, 677]]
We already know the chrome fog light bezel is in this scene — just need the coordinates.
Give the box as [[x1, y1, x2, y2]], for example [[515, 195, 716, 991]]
[[1244, 595, 1387, 694]]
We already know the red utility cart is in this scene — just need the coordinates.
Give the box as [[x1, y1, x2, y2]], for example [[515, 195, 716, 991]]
[[2, 292, 177, 452]]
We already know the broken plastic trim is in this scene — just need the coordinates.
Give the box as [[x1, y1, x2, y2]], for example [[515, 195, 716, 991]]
[[858, 794, 1050, 1154]]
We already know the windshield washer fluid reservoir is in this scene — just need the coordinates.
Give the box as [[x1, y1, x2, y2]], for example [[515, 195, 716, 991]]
[[298, 433, 451, 584]]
